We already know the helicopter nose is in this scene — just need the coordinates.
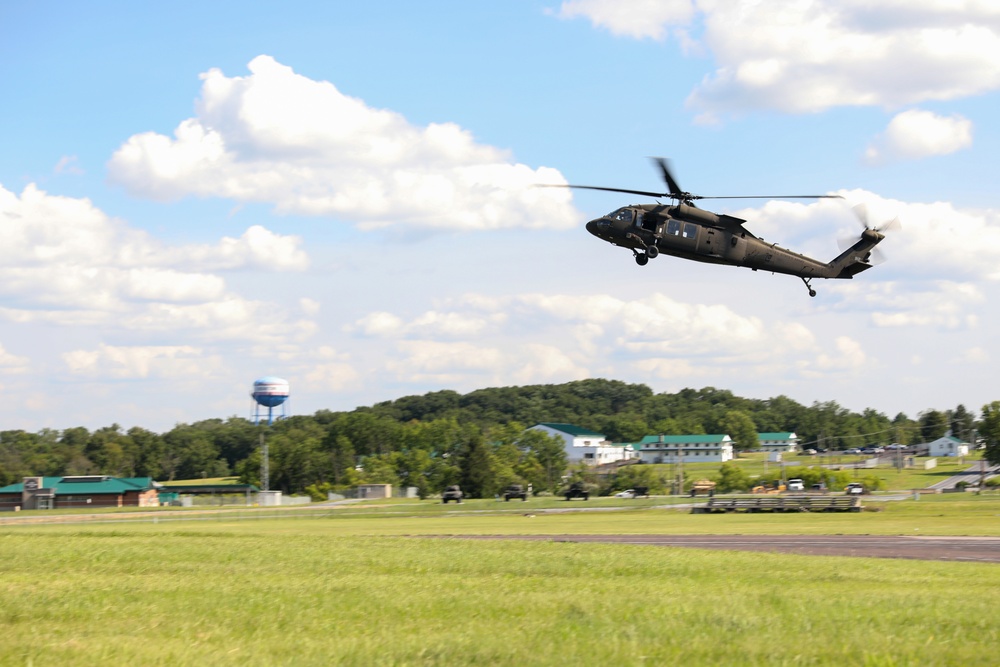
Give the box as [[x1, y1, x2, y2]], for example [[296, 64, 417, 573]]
[[586, 219, 604, 237]]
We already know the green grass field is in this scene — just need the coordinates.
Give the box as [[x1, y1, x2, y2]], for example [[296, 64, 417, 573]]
[[2, 497, 1000, 666]]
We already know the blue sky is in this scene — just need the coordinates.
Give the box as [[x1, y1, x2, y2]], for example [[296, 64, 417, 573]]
[[2, 1, 999, 431]]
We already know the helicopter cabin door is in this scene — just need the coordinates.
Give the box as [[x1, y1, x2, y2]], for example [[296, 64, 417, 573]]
[[700, 227, 722, 256]]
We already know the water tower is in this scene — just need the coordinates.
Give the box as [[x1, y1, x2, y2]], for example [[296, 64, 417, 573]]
[[251, 376, 289, 425], [251, 376, 289, 495]]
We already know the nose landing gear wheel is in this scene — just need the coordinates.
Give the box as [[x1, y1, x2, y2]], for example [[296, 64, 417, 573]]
[[646, 245, 659, 259], [635, 253, 649, 266]]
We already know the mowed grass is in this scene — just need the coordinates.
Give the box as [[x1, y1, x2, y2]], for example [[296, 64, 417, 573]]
[[7, 493, 1000, 536], [3, 499, 1000, 666]]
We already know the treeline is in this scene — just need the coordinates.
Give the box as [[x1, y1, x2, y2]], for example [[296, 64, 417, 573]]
[[0, 379, 995, 496]]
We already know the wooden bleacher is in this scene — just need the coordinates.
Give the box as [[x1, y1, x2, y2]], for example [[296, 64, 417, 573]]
[[692, 495, 862, 514]]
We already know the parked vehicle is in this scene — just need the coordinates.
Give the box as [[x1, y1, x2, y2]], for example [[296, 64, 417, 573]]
[[786, 478, 805, 492], [564, 482, 590, 501], [503, 484, 528, 501], [845, 482, 865, 495], [442, 485, 463, 503]]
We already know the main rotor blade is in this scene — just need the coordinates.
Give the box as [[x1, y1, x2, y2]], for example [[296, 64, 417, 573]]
[[544, 184, 669, 198], [651, 157, 685, 200], [695, 194, 845, 200]]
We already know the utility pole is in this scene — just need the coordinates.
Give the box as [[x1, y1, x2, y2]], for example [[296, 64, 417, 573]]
[[675, 442, 684, 496], [260, 428, 269, 492]]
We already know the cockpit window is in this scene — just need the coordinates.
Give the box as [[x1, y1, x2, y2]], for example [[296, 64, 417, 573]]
[[610, 208, 634, 223]]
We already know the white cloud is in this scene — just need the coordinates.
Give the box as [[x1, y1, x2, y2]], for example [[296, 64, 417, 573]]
[[350, 309, 504, 339], [0, 343, 30, 374], [62, 344, 219, 379], [53, 155, 83, 175], [0, 183, 313, 342], [557, 0, 1000, 117], [865, 110, 973, 164], [108, 56, 579, 233], [361, 291, 842, 389], [835, 281, 984, 330], [813, 336, 867, 373], [556, 0, 695, 40]]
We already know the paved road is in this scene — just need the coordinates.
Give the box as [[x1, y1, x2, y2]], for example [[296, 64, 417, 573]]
[[928, 462, 999, 490], [447, 534, 1000, 562]]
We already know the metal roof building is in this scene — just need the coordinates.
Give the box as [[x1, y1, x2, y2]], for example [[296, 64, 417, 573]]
[[0, 475, 161, 511]]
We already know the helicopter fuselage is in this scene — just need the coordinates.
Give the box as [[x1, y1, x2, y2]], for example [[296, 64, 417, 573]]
[[586, 203, 881, 290]]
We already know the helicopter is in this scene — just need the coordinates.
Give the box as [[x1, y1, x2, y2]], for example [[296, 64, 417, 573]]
[[557, 159, 899, 297]]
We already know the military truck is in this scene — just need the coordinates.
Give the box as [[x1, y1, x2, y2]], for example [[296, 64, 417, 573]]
[[442, 485, 463, 503], [564, 482, 590, 501], [503, 484, 528, 501]]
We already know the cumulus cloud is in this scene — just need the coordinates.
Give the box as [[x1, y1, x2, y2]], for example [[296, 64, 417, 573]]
[[108, 55, 578, 232], [555, 0, 695, 40], [865, 110, 973, 164], [556, 0, 1000, 117], [0, 343, 30, 374], [835, 281, 983, 330], [62, 344, 219, 379], [354, 292, 843, 388], [0, 183, 313, 341], [385, 339, 590, 386], [349, 309, 505, 339]]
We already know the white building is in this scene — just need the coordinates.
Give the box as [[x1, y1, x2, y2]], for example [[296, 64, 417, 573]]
[[925, 435, 969, 458], [757, 432, 800, 454], [528, 423, 632, 466], [636, 434, 734, 464]]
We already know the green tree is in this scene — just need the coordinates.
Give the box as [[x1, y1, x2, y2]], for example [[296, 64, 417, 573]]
[[518, 429, 567, 492], [949, 405, 975, 442], [715, 462, 751, 493], [979, 402, 1000, 466], [720, 410, 758, 451], [459, 434, 500, 499], [611, 465, 666, 494], [919, 410, 949, 441]]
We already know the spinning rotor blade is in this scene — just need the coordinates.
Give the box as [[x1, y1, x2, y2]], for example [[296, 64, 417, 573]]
[[541, 158, 843, 203], [652, 157, 685, 200], [853, 203, 902, 233]]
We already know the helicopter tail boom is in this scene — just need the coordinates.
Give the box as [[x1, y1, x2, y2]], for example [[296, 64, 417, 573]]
[[828, 228, 883, 279]]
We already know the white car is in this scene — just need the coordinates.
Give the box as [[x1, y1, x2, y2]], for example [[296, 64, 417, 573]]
[[845, 483, 864, 495], [614, 489, 636, 499], [787, 479, 805, 492]]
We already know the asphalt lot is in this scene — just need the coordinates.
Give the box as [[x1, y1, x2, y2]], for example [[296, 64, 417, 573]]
[[448, 534, 1000, 562]]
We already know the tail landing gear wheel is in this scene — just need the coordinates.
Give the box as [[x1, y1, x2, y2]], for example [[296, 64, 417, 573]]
[[646, 246, 659, 259], [801, 277, 816, 297], [635, 254, 649, 266]]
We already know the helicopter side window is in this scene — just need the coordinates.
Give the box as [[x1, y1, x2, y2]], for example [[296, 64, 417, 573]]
[[667, 220, 681, 236], [682, 223, 697, 239]]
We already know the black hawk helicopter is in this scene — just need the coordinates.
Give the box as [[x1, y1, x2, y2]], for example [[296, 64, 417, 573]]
[[559, 159, 898, 297]]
